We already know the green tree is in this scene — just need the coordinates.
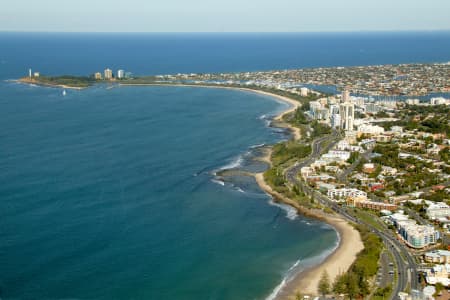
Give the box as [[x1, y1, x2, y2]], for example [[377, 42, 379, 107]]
[[434, 282, 444, 297], [346, 273, 360, 299], [332, 273, 347, 294], [295, 291, 304, 300], [318, 270, 330, 296]]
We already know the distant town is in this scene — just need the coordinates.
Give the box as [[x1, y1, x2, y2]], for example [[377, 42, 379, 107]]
[[165, 62, 450, 96]]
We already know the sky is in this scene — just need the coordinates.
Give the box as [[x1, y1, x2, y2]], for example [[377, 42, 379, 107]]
[[2, 0, 450, 32]]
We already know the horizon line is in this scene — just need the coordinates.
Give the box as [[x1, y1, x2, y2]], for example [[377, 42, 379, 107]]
[[1, 29, 450, 34]]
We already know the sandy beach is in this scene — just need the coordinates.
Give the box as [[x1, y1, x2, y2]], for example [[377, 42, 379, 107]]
[[255, 173, 363, 298], [246, 86, 362, 298], [125, 82, 364, 297]]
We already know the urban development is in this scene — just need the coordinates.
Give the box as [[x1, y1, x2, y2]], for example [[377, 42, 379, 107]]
[[19, 62, 450, 300]]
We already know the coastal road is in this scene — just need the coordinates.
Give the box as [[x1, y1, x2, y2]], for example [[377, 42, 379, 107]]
[[285, 130, 341, 193], [281, 130, 418, 299]]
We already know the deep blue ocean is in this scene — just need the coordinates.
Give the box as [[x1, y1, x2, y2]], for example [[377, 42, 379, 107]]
[[1, 32, 450, 300]]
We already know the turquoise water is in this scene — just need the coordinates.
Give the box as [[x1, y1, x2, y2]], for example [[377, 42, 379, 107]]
[[0, 83, 337, 299]]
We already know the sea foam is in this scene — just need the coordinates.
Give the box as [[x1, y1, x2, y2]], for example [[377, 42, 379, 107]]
[[264, 259, 301, 300], [267, 198, 298, 220]]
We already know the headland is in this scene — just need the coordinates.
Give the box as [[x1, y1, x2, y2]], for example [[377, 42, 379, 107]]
[[18, 76, 93, 89]]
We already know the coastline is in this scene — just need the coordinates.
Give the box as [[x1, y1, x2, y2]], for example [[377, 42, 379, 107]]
[[18, 79, 361, 298], [16, 78, 85, 90], [120, 83, 302, 140], [249, 86, 363, 298], [122, 82, 363, 298], [256, 173, 363, 298]]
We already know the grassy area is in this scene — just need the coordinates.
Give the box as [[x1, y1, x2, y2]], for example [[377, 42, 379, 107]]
[[30, 75, 96, 88], [372, 285, 392, 300], [350, 209, 386, 232], [263, 167, 313, 206], [271, 141, 311, 167]]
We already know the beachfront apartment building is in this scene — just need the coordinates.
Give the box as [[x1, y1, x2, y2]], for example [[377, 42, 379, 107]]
[[104, 68, 113, 80], [347, 197, 398, 211], [397, 221, 439, 249], [387, 212, 440, 249], [117, 69, 124, 79]]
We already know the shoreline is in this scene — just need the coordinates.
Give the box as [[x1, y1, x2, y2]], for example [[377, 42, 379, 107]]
[[17, 79, 361, 298], [119, 83, 302, 140], [16, 78, 85, 90], [256, 173, 363, 298], [123, 82, 363, 298]]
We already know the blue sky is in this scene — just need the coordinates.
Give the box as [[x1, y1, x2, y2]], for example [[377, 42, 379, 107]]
[[2, 0, 450, 32]]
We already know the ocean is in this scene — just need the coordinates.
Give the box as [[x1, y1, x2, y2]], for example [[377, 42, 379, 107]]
[[1, 32, 450, 300]]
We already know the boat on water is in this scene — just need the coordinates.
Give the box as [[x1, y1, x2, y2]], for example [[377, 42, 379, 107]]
[[62, 89, 66, 96]]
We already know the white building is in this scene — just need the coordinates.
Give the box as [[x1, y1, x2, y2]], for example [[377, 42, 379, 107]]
[[300, 166, 314, 179], [357, 124, 385, 135], [430, 97, 449, 105], [104, 68, 113, 80], [397, 221, 439, 249], [405, 98, 420, 105], [342, 90, 350, 103], [387, 211, 439, 249], [322, 150, 351, 162], [426, 202, 450, 220], [425, 264, 450, 286], [300, 87, 309, 97], [381, 166, 397, 176], [327, 188, 367, 200], [424, 250, 450, 264], [335, 140, 360, 152], [309, 101, 323, 119], [117, 69, 124, 79], [340, 102, 354, 131], [329, 104, 341, 129]]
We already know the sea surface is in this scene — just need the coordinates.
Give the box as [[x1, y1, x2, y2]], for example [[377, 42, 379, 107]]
[[1, 32, 450, 300]]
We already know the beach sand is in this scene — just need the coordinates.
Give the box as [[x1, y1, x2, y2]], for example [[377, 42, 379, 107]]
[[249, 87, 362, 298], [255, 173, 363, 298]]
